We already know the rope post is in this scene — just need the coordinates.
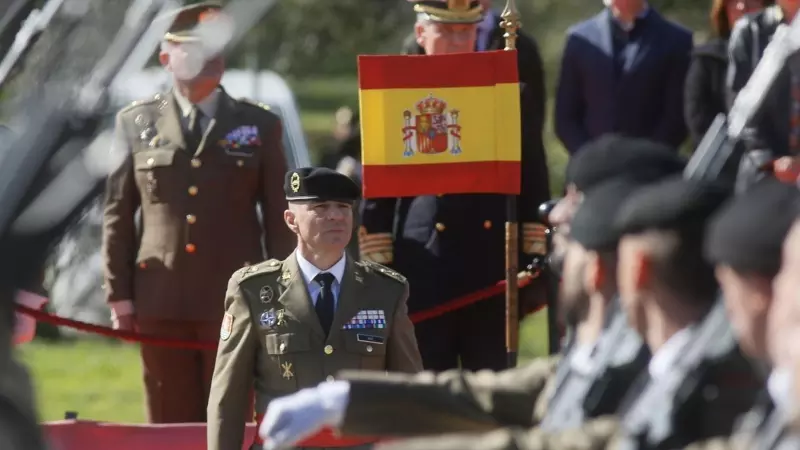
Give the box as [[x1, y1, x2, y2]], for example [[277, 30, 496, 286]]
[[500, 0, 520, 369]]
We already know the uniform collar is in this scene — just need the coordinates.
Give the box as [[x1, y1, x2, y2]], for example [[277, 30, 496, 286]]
[[648, 325, 694, 381], [172, 87, 220, 119], [295, 250, 346, 286]]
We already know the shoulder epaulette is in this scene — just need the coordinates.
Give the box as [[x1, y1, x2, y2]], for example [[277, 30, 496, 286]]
[[238, 97, 271, 111], [358, 260, 406, 284], [238, 259, 283, 282], [118, 95, 161, 115]]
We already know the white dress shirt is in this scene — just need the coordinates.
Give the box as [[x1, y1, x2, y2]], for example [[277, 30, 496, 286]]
[[767, 367, 794, 413], [295, 250, 346, 309], [173, 87, 220, 132]]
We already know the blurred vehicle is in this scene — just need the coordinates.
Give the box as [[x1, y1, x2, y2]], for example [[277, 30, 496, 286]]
[[43, 69, 310, 332]]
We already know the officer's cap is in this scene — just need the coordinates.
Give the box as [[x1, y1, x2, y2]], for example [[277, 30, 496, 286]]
[[615, 175, 732, 237], [571, 178, 650, 252], [409, 0, 484, 24], [566, 135, 687, 192], [284, 167, 361, 203], [158, 1, 223, 43], [705, 178, 800, 277]]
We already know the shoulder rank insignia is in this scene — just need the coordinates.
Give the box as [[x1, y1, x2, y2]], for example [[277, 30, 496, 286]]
[[360, 260, 406, 283], [238, 259, 283, 283], [239, 97, 271, 111]]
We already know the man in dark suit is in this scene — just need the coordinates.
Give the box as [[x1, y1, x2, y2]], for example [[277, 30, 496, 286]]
[[554, 0, 693, 154], [360, 0, 551, 373]]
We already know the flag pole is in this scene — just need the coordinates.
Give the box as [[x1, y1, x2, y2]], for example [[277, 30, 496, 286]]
[[500, 0, 520, 369]]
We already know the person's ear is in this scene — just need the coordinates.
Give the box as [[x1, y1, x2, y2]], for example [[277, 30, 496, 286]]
[[415, 22, 426, 46], [633, 249, 651, 291], [284, 209, 298, 234]]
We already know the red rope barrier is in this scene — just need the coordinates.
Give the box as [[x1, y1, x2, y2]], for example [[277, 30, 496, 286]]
[[16, 271, 542, 349]]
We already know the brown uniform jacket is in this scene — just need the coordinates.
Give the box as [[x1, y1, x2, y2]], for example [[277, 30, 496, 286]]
[[101, 89, 294, 321], [206, 253, 422, 450], [337, 355, 560, 438]]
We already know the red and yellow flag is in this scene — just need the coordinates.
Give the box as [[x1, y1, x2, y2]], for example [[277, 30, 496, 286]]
[[357, 50, 521, 198]]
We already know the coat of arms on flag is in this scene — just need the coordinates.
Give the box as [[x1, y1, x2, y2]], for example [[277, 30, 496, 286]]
[[402, 94, 462, 156]]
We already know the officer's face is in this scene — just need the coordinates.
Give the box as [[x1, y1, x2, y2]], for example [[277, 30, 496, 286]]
[[715, 265, 772, 359], [160, 41, 225, 90], [604, 0, 646, 15], [560, 240, 591, 325], [286, 201, 354, 253], [769, 220, 800, 367], [415, 21, 478, 55]]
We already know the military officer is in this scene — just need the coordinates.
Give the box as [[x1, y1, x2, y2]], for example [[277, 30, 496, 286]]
[[102, 1, 295, 423], [359, 0, 551, 372], [257, 143, 688, 449], [207, 167, 422, 450]]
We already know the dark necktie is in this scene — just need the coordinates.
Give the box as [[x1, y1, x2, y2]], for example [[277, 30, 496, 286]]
[[187, 107, 205, 150], [314, 272, 336, 336]]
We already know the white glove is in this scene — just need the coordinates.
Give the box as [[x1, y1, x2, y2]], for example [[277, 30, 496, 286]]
[[259, 380, 350, 450], [13, 291, 48, 346]]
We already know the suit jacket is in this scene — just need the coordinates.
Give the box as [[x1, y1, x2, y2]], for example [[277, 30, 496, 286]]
[[206, 253, 422, 450], [335, 355, 559, 438], [726, 5, 790, 156], [684, 38, 729, 148], [101, 88, 295, 321], [554, 8, 693, 154]]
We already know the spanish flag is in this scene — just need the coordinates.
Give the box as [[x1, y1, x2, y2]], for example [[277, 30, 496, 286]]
[[357, 50, 521, 198]]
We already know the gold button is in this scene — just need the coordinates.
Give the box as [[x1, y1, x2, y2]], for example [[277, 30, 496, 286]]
[[484, 220, 492, 229], [324, 345, 334, 355], [185, 243, 196, 253], [186, 214, 196, 224], [437, 194, 444, 198], [326, 375, 335, 382], [435, 223, 446, 232], [191, 158, 202, 168], [236, 159, 244, 167], [188, 186, 198, 196], [146, 157, 155, 167], [366, 345, 373, 353]]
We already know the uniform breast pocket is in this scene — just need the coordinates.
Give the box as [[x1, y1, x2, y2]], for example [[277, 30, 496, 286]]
[[343, 331, 387, 371], [263, 332, 311, 390], [219, 152, 260, 191], [133, 150, 177, 203]]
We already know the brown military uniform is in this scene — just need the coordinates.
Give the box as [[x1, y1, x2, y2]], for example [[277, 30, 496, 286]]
[[336, 355, 560, 438], [102, 89, 295, 423], [207, 252, 423, 450]]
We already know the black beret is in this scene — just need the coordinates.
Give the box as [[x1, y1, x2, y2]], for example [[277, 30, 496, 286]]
[[705, 178, 800, 276], [566, 135, 686, 191], [571, 178, 650, 251], [284, 167, 361, 202], [615, 175, 733, 236]]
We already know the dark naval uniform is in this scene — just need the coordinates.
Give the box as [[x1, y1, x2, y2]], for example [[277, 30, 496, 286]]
[[207, 168, 423, 450], [359, 0, 551, 372]]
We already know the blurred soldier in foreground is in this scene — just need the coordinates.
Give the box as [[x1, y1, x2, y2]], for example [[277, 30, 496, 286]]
[[359, 0, 551, 372], [681, 178, 799, 449], [102, 1, 294, 423], [208, 167, 422, 450], [257, 138, 685, 449]]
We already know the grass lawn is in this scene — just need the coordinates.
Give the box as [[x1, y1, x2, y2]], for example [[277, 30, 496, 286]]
[[18, 309, 551, 423]]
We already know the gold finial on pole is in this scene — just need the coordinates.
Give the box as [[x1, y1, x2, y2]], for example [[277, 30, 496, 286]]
[[500, 0, 521, 51]]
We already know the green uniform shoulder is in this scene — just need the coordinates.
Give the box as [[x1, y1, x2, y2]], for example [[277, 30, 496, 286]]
[[118, 93, 164, 116], [357, 260, 407, 284], [235, 259, 283, 283], [236, 97, 277, 115]]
